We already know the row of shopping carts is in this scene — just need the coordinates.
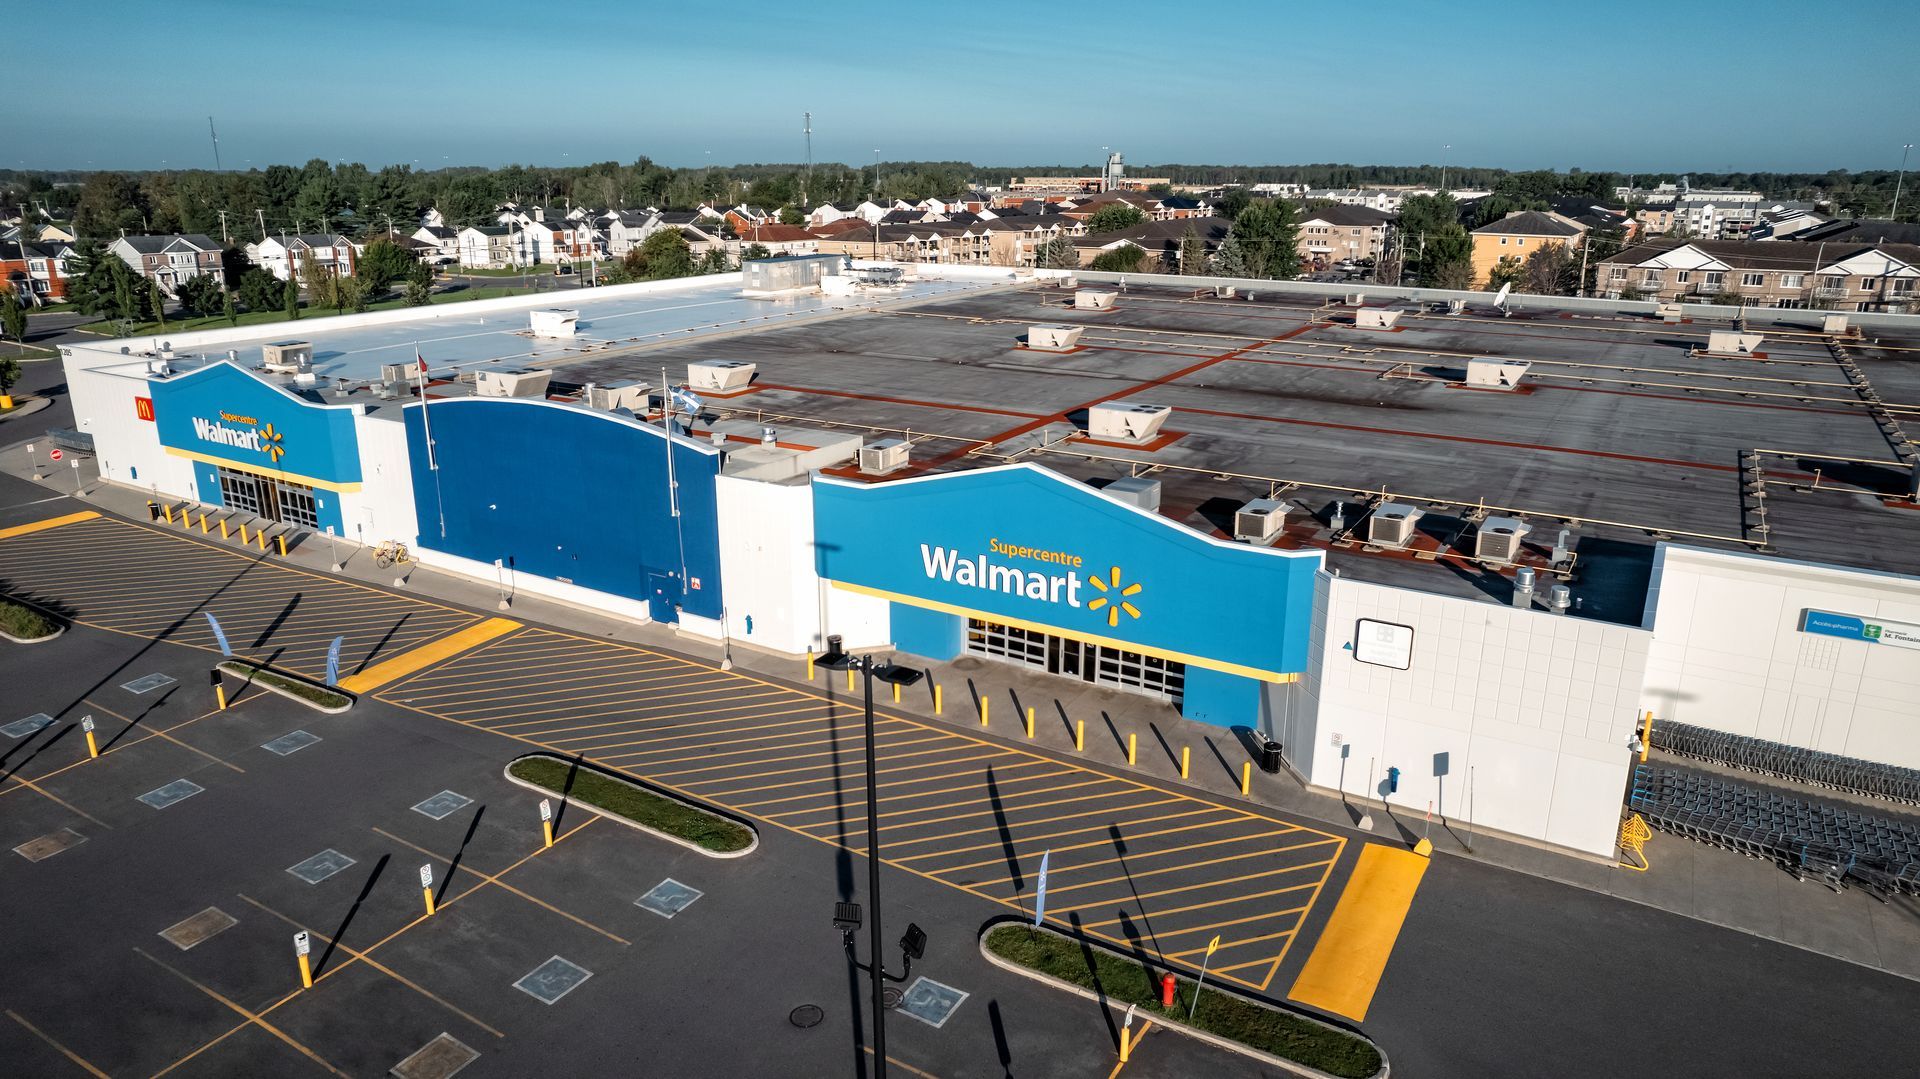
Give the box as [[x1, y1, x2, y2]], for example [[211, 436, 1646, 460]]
[[1629, 764, 1920, 897], [1650, 720, 1920, 806]]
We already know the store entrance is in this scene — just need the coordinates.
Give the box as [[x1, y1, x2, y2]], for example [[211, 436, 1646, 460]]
[[216, 466, 320, 528], [965, 617, 1186, 704]]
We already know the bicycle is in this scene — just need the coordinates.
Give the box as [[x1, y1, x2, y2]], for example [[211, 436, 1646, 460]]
[[372, 540, 414, 568]]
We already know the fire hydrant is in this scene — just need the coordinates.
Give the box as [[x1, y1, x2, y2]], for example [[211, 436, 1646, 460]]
[[1160, 972, 1177, 1008]]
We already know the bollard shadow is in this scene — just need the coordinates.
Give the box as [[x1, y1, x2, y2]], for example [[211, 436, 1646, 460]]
[[351, 612, 412, 674], [1108, 823, 1166, 959], [1204, 735, 1235, 784], [1147, 722, 1177, 770], [988, 998, 1014, 1078], [250, 592, 303, 649], [0, 722, 76, 782], [987, 766, 1028, 917], [1054, 698, 1072, 738], [1101, 711, 1124, 755], [315, 853, 390, 975], [1069, 911, 1121, 1049], [437, 805, 486, 903]]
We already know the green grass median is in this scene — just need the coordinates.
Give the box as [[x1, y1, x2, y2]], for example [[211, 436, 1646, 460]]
[[984, 923, 1382, 1078], [217, 660, 352, 710], [509, 754, 754, 853], [0, 599, 58, 639]]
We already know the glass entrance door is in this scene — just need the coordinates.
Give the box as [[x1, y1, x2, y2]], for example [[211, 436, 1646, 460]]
[[966, 617, 1185, 704]]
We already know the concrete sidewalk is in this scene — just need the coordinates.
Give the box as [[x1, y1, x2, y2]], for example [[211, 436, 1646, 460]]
[[11, 437, 1920, 985]]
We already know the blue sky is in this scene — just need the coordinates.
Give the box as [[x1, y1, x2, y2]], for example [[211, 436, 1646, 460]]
[[10, 0, 1915, 173]]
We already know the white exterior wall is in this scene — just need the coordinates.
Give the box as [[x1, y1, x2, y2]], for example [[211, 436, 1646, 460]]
[[1295, 573, 1649, 857], [340, 412, 418, 548], [714, 473, 890, 656], [1641, 545, 1920, 768], [63, 355, 199, 498]]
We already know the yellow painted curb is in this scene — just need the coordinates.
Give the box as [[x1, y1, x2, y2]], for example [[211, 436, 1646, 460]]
[[0, 510, 100, 541], [1287, 842, 1429, 1022]]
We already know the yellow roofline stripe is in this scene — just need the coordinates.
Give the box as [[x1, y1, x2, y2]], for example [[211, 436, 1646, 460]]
[[829, 580, 1298, 684], [163, 446, 363, 493]]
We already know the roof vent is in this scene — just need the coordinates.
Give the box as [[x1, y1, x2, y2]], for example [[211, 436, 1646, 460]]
[[1354, 308, 1402, 330], [1367, 502, 1422, 548], [1026, 325, 1083, 352], [1704, 331, 1763, 356], [858, 437, 910, 476], [1234, 499, 1288, 545], [687, 360, 756, 392], [1474, 516, 1529, 564], [1086, 402, 1171, 444], [530, 308, 579, 339], [1465, 358, 1530, 390], [1074, 289, 1117, 311], [1102, 476, 1161, 511]]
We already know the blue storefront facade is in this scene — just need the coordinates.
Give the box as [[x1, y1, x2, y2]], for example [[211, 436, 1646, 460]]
[[812, 464, 1322, 727], [402, 398, 724, 624], [147, 361, 360, 534]]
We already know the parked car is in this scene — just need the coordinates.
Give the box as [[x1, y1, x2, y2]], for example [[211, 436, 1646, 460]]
[[554, 264, 574, 276]]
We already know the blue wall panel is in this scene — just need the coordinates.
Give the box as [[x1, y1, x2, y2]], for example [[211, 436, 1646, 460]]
[[404, 398, 722, 621], [150, 362, 362, 486], [891, 602, 964, 661], [813, 464, 1321, 680], [1181, 666, 1262, 729]]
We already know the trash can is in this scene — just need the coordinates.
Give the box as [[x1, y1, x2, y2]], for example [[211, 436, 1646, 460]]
[[1260, 740, 1283, 774]]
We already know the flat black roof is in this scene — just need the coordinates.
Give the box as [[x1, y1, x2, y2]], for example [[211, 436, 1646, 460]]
[[554, 283, 1920, 624]]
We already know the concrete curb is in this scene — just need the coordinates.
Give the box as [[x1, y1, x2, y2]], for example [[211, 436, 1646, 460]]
[[977, 920, 1388, 1079], [0, 396, 53, 424], [501, 753, 759, 859], [0, 592, 66, 644], [216, 660, 355, 715]]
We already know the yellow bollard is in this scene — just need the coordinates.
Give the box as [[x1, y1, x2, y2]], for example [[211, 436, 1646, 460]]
[[892, 682, 901, 704], [258, 529, 267, 551], [238, 523, 249, 544], [276, 534, 288, 557], [161, 503, 173, 524], [199, 512, 209, 533], [1181, 746, 1190, 779], [542, 820, 554, 847], [423, 887, 437, 915], [180, 507, 192, 529], [212, 669, 227, 711], [298, 952, 313, 989], [541, 798, 555, 848], [219, 518, 229, 539], [980, 696, 989, 727], [1241, 761, 1252, 795], [1025, 706, 1035, 739], [934, 683, 943, 715], [846, 667, 855, 693], [806, 649, 815, 681], [1127, 732, 1137, 766], [82, 717, 98, 759], [1075, 719, 1085, 751]]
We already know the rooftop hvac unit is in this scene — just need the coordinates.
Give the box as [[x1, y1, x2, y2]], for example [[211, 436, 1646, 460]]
[[1656, 302, 1685, 323], [686, 360, 756, 392], [1026, 325, 1083, 352], [145, 356, 171, 376], [1074, 289, 1117, 311], [1103, 476, 1161, 511], [1234, 499, 1288, 545], [1465, 357, 1531, 390], [1705, 330, 1763, 355], [529, 308, 579, 339], [1367, 502, 1423, 548], [1474, 516, 1530, 564], [1087, 401, 1172, 444], [473, 368, 553, 398], [1354, 308, 1401, 330], [261, 340, 313, 373], [1446, 299, 1465, 315], [584, 380, 651, 412], [380, 362, 418, 386], [858, 437, 910, 475], [1345, 292, 1367, 306], [1056, 274, 1078, 289], [1215, 285, 1237, 298], [1822, 313, 1850, 334]]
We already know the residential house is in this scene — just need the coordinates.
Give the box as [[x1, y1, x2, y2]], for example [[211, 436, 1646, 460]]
[[1, 239, 77, 304], [722, 205, 775, 235], [807, 204, 854, 228], [1469, 211, 1587, 286], [598, 211, 662, 258], [1591, 238, 1919, 311], [107, 234, 224, 292], [411, 225, 460, 263], [516, 218, 599, 264], [457, 225, 516, 269], [248, 234, 364, 282], [737, 223, 819, 256], [1074, 217, 1231, 270], [1296, 205, 1395, 268]]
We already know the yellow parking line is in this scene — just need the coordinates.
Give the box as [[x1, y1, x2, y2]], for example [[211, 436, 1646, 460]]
[[1005, 840, 1335, 899], [695, 748, 1011, 799], [585, 719, 904, 765], [6, 1008, 109, 1078], [766, 765, 1078, 820], [649, 732, 953, 781], [967, 827, 1305, 889], [1157, 907, 1314, 944], [0, 510, 100, 541], [338, 617, 521, 693], [368, 827, 629, 945], [135, 947, 350, 1077], [1054, 862, 1333, 918], [908, 808, 1231, 867], [1075, 879, 1322, 930], [503, 688, 801, 735], [737, 759, 1057, 812], [458, 675, 764, 722], [575, 709, 851, 755], [1287, 843, 1430, 1022]]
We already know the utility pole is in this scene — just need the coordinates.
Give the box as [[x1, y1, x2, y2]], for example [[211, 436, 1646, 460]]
[[1439, 144, 1452, 194], [208, 116, 221, 170], [256, 208, 266, 241], [1894, 143, 1914, 222], [216, 209, 230, 245]]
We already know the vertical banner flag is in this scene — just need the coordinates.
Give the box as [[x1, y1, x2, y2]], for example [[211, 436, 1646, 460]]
[[325, 636, 344, 687], [1033, 849, 1052, 926], [204, 612, 233, 657]]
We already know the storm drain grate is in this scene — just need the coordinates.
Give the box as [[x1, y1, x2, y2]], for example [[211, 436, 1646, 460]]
[[262, 731, 321, 756], [1, 714, 54, 739], [635, 878, 704, 919], [514, 956, 592, 1005], [122, 673, 177, 695], [287, 849, 357, 884], [789, 1005, 824, 1029], [138, 779, 205, 809], [412, 791, 474, 820]]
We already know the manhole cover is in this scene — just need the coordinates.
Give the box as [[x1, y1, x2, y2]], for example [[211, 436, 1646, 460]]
[[882, 987, 905, 1010], [789, 1005, 824, 1028]]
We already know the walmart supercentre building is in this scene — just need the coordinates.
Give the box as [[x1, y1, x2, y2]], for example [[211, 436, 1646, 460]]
[[60, 259, 1920, 859]]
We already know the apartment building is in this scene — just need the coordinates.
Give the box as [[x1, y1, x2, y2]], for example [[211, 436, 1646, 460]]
[[107, 234, 224, 291], [1297, 205, 1394, 267], [249, 233, 364, 282], [1469, 211, 1586, 285], [1593, 238, 1919, 311]]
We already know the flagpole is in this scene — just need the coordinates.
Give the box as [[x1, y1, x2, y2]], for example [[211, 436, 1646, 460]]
[[416, 345, 438, 471]]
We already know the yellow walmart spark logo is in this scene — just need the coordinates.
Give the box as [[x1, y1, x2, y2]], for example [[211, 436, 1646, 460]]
[[259, 423, 285, 463], [1086, 566, 1142, 627]]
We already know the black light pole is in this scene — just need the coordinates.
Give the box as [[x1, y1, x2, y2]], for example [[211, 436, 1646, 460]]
[[821, 641, 925, 1079]]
